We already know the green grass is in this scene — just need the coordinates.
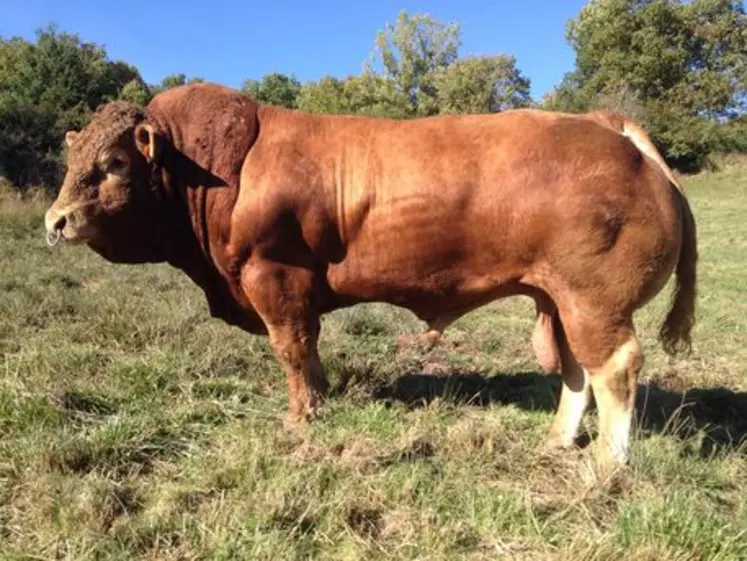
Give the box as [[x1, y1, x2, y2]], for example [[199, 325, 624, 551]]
[[1, 166, 746, 560]]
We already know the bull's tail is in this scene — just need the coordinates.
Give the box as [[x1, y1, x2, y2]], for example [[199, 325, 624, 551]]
[[590, 111, 698, 355], [658, 190, 697, 356]]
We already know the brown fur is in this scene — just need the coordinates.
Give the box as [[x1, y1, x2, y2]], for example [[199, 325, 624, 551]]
[[585, 109, 697, 355], [45, 82, 697, 463], [70, 102, 147, 163]]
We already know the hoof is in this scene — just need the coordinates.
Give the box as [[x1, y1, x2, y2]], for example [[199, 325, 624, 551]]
[[542, 440, 579, 458], [537, 440, 582, 469], [283, 415, 305, 431], [595, 446, 630, 471], [283, 404, 322, 430], [543, 428, 579, 453], [283, 408, 310, 430]]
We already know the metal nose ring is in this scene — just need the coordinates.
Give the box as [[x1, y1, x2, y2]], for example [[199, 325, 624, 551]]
[[46, 229, 62, 247]]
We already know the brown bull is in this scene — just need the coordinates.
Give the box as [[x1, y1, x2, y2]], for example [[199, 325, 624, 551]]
[[44, 83, 697, 466]]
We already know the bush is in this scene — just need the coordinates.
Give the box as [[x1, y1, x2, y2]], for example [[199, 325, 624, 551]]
[[713, 117, 747, 155], [0, 100, 67, 192]]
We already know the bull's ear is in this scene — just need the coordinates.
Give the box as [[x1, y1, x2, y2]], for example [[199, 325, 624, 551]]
[[65, 131, 79, 148], [134, 123, 161, 162]]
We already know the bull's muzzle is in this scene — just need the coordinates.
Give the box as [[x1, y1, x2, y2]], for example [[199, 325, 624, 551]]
[[44, 208, 66, 246], [44, 203, 98, 246]]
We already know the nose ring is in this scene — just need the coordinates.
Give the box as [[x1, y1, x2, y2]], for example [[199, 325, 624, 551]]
[[46, 229, 62, 247]]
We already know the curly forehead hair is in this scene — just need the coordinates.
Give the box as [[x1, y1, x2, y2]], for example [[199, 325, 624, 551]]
[[71, 101, 147, 163]]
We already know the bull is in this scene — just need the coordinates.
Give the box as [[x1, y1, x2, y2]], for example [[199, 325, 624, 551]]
[[44, 83, 697, 466]]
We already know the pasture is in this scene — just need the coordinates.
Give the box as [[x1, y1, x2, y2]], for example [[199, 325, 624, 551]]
[[1, 163, 746, 560]]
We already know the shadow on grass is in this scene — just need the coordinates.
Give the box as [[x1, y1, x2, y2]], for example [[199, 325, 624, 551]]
[[370, 372, 747, 457]]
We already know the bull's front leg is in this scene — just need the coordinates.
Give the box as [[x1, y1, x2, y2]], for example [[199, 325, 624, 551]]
[[241, 264, 330, 425], [267, 318, 328, 424]]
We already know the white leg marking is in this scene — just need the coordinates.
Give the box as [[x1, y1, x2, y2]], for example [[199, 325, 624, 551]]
[[607, 407, 633, 464], [552, 367, 590, 447], [591, 337, 642, 465]]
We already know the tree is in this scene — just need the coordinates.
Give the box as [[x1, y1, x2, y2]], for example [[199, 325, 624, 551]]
[[297, 76, 350, 114], [540, 70, 592, 113], [0, 26, 139, 113], [151, 73, 204, 95], [547, 0, 747, 170], [242, 73, 302, 108], [298, 11, 532, 118], [0, 100, 60, 188], [367, 10, 461, 116], [0, 26, 145, 189], [297, 74, 411, 117], [343, 73, 413, 117], [159, 73, 189, 90], [430, 55, 532, 114], [119, 78, 152, 106]]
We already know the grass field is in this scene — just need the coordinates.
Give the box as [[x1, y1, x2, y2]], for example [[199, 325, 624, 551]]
[[1, 164, 746, 560]]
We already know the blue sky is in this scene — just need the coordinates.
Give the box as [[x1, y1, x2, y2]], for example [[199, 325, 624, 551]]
[[1, 0, 590, 100]]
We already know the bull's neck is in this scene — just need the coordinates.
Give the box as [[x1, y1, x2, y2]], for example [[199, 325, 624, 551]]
[[140, 92, 265, 331], [161, 151, 237, 278], [154, 157, 259, 330]]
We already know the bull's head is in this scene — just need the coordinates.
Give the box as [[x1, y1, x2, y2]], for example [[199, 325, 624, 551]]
[[44, 101, 167, 263]]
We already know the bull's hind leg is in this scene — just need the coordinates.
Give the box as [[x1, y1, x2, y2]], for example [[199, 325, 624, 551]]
[[587, 331, 643, 465], [561, 315, 643, 466], [546, 313, 590, 450]]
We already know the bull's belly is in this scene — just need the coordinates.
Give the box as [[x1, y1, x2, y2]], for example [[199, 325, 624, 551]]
[[325, 243, 526, 321], [323, 189, 530, 317]]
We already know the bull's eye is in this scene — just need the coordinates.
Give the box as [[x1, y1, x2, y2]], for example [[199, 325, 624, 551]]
[[104, 156, 127, 174]]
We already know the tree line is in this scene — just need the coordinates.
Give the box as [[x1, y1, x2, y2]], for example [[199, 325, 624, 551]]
[[1, 1, 745, 191]]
